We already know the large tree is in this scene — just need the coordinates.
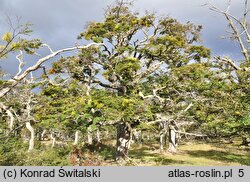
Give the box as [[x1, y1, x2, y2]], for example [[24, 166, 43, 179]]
[[0, 19, 102, 153], [50, 0, 210, 160], [206, 0, 250, 144]]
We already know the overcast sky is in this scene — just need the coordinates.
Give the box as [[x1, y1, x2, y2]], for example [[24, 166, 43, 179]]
[[0, 0, 247, 74]]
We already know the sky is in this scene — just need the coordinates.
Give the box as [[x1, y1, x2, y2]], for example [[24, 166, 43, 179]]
[[0, 0, 247, 75]]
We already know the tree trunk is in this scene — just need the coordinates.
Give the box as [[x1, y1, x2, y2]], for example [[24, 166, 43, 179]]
[[146, 133, 150, 141], [38, 128, 46, 141], [96, 129, 101, 143], [168, 125, 177, 153], [132, 129, 142, 144], [41, 129, 46, 140], [105, 130, 109, 138], [159, 130, 164, 151], [51, 133, 56, 148], [159, 121, 167, 152], [73, 130, 79, 145], [87, 127, 93, 144], [116, 122, 132, 162], [6, 110, 14, 131], [26, 122, 35, 152]]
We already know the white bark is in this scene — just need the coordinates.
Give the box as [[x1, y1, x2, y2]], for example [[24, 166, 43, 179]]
[[208, 1, 249, 61], [6, 110, 14, 131], [26, 122, 35, 152], [96, 129, 101, 143], [0, 43, 104, 98], [160, 132, 164, 151], [51, 133, 56, 148], [73, 130, 80, 145], [168, 129, 177, 153], [87, 128, 93, 144], [116, 122, 132, 162], [117, 137, 131, 154], [41, 129, 46, 140]]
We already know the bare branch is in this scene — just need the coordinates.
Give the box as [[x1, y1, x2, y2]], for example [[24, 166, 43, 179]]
[[208, 0, 249, 61], [243, 0, 249, 25], [16, 50, 24, 76], [138, 85, 173, 104], [215, 56, 241, 70], [42, 43, 54, 53], [175, 130, 207, 137], [183, 102, 193, 112], [0, 42, 104, 98]]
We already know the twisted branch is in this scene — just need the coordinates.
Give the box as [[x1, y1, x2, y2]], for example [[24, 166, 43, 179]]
[[0, 43, 104, 98]]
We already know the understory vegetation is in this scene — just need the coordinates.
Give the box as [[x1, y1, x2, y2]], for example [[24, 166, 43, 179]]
[[1, 137, 249, 166]]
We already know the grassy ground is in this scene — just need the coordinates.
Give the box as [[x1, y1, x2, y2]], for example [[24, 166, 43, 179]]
[[2, 138, 249, 166], [95, 140, 250, 166]]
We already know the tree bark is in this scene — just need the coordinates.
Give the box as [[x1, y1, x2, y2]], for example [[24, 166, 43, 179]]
[[0, 43, 104, 98], [41, 129, 46, 141], [159, 121, 167, 152], [6, 110, 14, 131], [87, 127, 93, 144], [168, 125, 177, 153], [132, 129, 142, 144], [96, 129, 101, 143], [73, 130, 79, 145], [26, 122, 35, 152], [51, 133, 56, 148], [116, 122, 132, 162], [159, 131, 164, 151]]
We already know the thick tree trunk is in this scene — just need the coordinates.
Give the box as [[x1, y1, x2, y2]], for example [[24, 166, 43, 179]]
[[26, 122, 35, 152], [116, 122, 132, 162], [168, 126, 177, 153], [73, 130, 80, 145]]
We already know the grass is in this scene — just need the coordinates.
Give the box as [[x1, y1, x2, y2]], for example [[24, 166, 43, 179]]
[[125, 141, 250, 166], [3, 138, 247, 166]]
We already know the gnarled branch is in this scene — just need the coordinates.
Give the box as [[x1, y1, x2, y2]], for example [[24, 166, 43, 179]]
[[0, 43, 104, 98]]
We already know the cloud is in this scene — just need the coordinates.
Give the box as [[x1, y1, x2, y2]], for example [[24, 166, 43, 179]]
[[0, 0, 247, 74]]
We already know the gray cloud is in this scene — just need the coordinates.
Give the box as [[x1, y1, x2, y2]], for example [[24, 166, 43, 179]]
[[0, 0, 247, 74]]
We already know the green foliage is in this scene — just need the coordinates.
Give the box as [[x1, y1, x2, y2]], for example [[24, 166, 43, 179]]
[[0, 137, 26, 166], [115, 57, 141, 82], [0, 137, 70, 166], [36, 82, 90, 131], [2, 32, 13, 42], [0, 23, 42, 59], [23, 148, 70, 166]]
